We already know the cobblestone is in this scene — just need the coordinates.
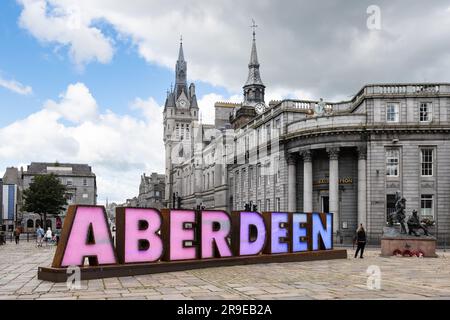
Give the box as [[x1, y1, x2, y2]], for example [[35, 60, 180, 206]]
[[1, 242, 450, 299]]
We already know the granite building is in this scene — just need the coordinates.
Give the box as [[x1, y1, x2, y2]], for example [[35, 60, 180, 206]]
[[126, 172, 165, 209], [3, 162, 97, 232], [163, 31, 450, 244]]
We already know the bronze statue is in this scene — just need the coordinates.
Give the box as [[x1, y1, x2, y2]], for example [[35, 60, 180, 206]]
[[407, 210, 429, 236], [388, 191, 407, 234]]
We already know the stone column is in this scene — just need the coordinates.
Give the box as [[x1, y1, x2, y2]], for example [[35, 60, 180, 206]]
[[287, 153, 297, 212], [302, 150, 313, 213], [327, 147, 340, 234], [357, 146, 367, 228]]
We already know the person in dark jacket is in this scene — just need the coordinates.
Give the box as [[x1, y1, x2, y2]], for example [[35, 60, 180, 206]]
[[354, 224, 367, 258], [14, 226, 21, 245]]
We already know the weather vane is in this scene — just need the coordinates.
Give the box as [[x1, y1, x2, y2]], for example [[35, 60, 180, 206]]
[[250, 19, 258, 40]]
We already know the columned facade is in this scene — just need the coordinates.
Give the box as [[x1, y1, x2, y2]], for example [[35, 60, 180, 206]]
[[327, 148, 340, 234], [161, 32, 450, 245], [287, 153, 297, 212], [302, 150, 313, 213], [357, 146, 367, 228]]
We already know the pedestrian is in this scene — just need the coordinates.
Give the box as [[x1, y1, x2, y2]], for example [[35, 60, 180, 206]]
[[354, 223, 367, 259], [55, 228, 61, 245], [14, 225, 21, 244], [0, 228, 5, 245], [36, 225, 44, 247], [45, 227, 53, 246]]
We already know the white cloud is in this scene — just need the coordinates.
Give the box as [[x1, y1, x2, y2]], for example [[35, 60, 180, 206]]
[[197, 93, 240, 125], [44, 82, 97, 123], [130, 96, 162, 122], [0, 75, 33, 95], [16, 1, 450, 99], [0, 82, 164, 203], [17, 0, 114, 67]]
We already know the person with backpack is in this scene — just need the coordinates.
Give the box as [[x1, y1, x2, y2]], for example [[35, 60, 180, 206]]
[[354, 223, 367, 259]]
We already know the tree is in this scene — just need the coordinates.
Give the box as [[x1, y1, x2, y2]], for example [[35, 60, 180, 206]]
[[23, 174, 68, 230]]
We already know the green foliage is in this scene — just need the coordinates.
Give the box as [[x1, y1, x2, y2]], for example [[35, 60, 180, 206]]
[[22, 174, 68, 227]]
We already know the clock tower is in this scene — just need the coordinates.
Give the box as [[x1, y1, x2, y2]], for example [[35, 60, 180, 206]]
[[243, 22, 265, 105], [163, 38, 199, 208], [230, 22, 266, 129]]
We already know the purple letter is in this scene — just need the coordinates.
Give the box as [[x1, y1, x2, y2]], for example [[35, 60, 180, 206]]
[[270, 212, 289, 254], [292, 213, 308, 252], [239, 212, 266, 256]]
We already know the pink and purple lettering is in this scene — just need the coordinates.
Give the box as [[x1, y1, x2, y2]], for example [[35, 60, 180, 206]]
[[270, 212, 289, 254], [61, 206, 116, 267], [239, 212, 266, 256], [124, 208, 163, 263], [201, 211, 232, 258], [169, 210, 197, 261], [292, 213, 308, 252]]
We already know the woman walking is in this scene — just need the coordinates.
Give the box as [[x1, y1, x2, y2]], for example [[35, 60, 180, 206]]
[[354, 224, 367, 259]]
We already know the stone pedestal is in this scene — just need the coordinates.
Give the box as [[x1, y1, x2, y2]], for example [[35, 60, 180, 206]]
[[381, 227, 437, 257]]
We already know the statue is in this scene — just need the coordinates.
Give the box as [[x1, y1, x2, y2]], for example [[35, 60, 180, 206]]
[[407, 210, 430, 236], [314, 98, 326, 116], [324, 103, 333, 115], [388, 191, 407, 234]]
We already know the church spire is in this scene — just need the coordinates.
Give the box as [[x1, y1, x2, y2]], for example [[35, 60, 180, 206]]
[[243, 20, 265, 104], [175, 36, 187, 99], [178, 35, 184, 62]]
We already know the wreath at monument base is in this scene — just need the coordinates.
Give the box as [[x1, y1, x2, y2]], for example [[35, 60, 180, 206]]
[[392, 249, 425, 257]]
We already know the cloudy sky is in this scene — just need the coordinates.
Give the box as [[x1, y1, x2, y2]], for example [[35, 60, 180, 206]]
[[1, 0, 450, 203]]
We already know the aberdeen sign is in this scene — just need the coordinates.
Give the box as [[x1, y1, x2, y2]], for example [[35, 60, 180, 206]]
[[38, 205, 347, 282]]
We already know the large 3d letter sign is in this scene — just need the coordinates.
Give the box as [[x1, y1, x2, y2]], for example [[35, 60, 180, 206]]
[[41, 205, 346, 282]]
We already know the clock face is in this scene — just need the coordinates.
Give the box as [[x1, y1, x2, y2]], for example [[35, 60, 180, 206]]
[[255, 103, 265, 114], [179, 100, 187, 108]]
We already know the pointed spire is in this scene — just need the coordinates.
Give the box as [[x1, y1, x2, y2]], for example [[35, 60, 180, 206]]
[[178, 35, 184, 62], [244, 20, 264, 87], [249, 37, 259, 67], [175, 37, 187, 99]]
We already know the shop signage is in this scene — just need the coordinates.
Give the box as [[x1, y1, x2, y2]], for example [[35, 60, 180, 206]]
[[313, 177, 353, 186]]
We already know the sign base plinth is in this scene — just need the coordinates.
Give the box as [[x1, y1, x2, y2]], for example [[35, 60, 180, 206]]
[[38, 249, 347, 283]]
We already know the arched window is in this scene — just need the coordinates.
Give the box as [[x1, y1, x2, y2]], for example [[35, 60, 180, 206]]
[[27, 219, 34, 228], [35, 219, 42, 228]]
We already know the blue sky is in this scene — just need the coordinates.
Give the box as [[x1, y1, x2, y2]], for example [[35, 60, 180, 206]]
[[0, 1, 231, 127], [2, 0, 450, 203], [0, 0, 238, 203]]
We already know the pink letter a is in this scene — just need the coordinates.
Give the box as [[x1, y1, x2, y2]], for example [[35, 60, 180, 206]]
[[54, 206, 117, 267]]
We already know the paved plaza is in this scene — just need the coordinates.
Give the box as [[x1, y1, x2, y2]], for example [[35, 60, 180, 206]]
[[1, 241, 450, 300]]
